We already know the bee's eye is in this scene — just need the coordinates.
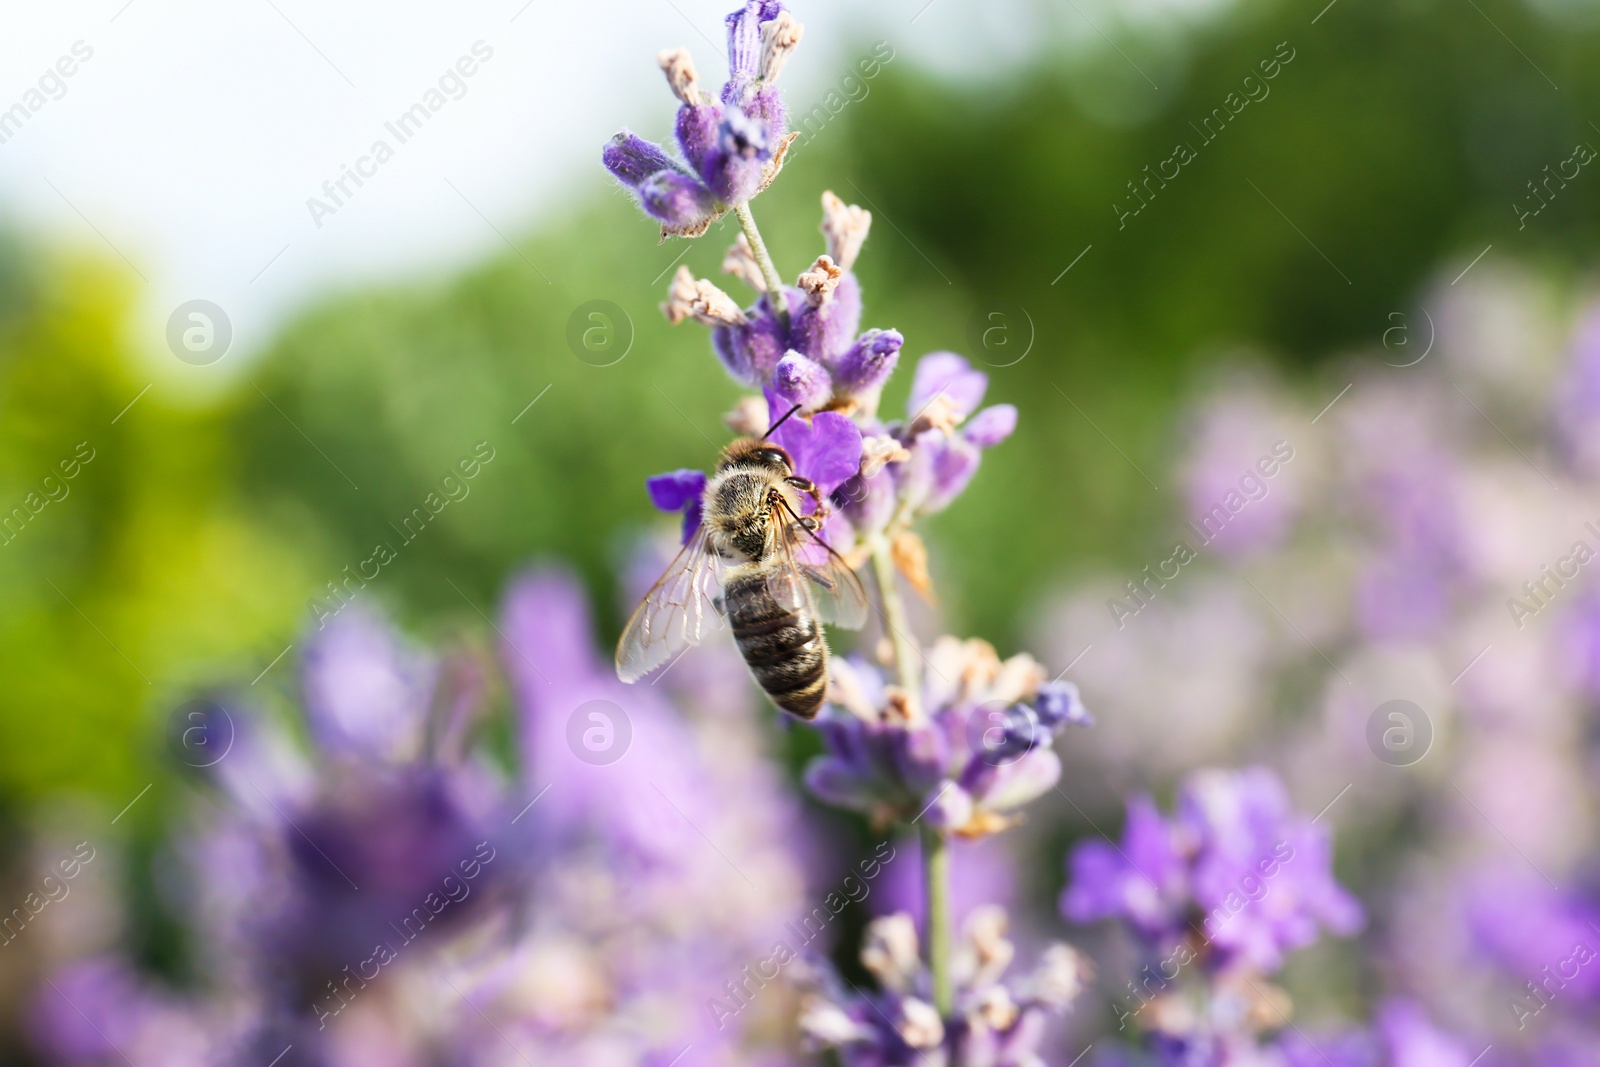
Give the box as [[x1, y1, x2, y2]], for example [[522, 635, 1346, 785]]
[[757, 448, 787, 468]]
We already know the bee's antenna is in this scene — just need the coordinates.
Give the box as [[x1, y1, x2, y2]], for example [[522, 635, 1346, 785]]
[[761, 403, 804, 440]]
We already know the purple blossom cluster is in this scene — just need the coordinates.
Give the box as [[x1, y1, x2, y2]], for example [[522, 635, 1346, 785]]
[[807, 638, 1090, 837], [29, 575, 812, 1066], [1063, 767, 1363, 975], [1059, 767, 1364, 1064], [796, 908, 1091, 1066], [603, 1, 801, 236], [1037, 267, 1600, 1065], [603, 5, 1081, 1061]]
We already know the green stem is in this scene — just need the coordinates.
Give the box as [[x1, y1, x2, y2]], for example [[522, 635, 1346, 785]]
[[921, 821, 954, 1016], [868, 537, 949, 1015], [869, 536, 919, 700], [733, 201, 788, 329]]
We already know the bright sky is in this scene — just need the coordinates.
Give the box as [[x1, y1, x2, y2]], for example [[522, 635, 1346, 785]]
[[0, 0, 1217, 369]]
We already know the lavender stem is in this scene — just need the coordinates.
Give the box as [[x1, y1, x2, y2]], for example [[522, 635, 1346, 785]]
[[869, 537, 920, 702], [921, 822, 954, 1015], [733, 201, 789, 329], [868, 537, 950, 1013]]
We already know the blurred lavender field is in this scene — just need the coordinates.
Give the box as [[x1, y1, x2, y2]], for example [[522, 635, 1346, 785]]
[[3, 0, 1600, 1065]]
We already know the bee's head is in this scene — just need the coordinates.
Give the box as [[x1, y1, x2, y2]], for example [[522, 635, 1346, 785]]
[[721, 437, 793, 473]]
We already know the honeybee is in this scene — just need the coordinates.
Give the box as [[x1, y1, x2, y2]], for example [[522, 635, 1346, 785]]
[[616, 410, 869, 719]]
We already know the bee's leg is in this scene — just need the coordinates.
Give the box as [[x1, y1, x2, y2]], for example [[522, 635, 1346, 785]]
[[786, 476, 827, 520]]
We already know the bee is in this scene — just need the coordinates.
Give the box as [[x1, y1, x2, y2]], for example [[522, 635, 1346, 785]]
[[615, 409, 868, 719]]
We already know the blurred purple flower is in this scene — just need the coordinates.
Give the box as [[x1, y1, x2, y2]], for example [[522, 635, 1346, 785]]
[[1062, 766, 1363, 974], [797, 907, 1089, 1067], [804, 638, 1089, 837]]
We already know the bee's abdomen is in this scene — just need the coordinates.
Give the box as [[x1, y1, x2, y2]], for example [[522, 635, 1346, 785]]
[[726, 572, 828, 720]]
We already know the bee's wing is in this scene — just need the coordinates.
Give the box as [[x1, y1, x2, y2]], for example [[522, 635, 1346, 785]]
[[771, 499, 870, 630], [615, 525, 725, 683]]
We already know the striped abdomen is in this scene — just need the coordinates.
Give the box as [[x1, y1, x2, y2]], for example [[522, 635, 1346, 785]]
[[725, 568, 827, 719]]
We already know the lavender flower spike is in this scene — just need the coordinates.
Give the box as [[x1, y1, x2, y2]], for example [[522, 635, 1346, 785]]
[[797, 906, 1090, 1067]]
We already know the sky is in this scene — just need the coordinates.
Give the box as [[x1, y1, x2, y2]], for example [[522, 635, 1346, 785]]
[[0, 0, 1221, 372]]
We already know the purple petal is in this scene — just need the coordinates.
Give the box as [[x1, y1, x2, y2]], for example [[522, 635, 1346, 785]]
[[675, 103, 721, 174], [790, 273, 863, 368], [964, 404, 1017, 448], [771, 351, 834, 412], [301, 609, 435, 760], [803, 756, 880, 813], [909, 351, 988, 420], [928, 435, 980, 512], [646, 469, 706, 513], [770, 410, 863, 496], [712, 294, 792, 386]]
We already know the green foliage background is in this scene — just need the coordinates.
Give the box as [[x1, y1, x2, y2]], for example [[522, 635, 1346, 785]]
[[3, 0, 1598, 816]]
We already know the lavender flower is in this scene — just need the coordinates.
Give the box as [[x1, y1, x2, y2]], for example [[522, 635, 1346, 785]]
[[797, 907, 1090, 1067], [31, 584, 812, 1067], [602, 3, 802, 237], [804, 638, 1089, 837], [1062, 766, 1363, 974], [644, 409, 863, 541]]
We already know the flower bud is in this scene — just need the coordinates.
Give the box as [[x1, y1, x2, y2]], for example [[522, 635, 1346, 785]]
[[821, 191, 872, 271], [601, 131, 675, 188], [834, 328, 903, 396], [789, 272, 861, 366], [639, 172, 717, 230], [770, 351, 833, 412], [657, 47, 702, 105], [759, 11, 803, 83]]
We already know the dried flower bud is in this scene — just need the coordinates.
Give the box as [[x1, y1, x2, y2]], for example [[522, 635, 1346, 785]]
[[973, 985, 1019, 1031], [1029, 943, 1092, 1009], [959, 905, 1015, 988], [759, 11, 803, 83], [821, 190, 872, 270], [798, 995, 871, 1046], [859, 433, 911, 478], [721, 233, 767, 292], [892, 530, 935, 602], [657, 47, 701, 105], [723, 394, 770, 436], [861, 914, 920, 992], [898, 998, 945, 1049], [662, 266, 748, 327], [797, 254, 844, 306]]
